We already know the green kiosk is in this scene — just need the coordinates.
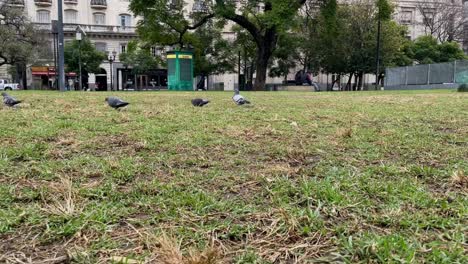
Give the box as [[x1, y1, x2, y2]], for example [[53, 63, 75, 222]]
[[167, 51, 194, 91]]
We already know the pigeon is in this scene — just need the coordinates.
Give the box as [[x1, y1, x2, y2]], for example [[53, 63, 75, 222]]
[[105, 96, 129, 110], [232, 89, 250, 105], [191, 98, 210, 107], [2, 92, 22, 107]]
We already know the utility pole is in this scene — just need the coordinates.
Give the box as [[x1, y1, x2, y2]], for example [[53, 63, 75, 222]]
[[52, 20, 58, 90], [57, 0, 66, 91], [375, 11, 382, 90]]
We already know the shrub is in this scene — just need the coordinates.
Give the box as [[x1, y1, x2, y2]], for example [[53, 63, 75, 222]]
[[458, 83, 468, 92]]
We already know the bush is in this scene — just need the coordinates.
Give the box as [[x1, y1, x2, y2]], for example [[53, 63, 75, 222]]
[[458, 84, 468, 92]]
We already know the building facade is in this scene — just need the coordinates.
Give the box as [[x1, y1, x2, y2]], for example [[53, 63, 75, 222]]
[[0, 0, 142, 90], [395, 0, 465, 42], [32, 0, 141, 90]]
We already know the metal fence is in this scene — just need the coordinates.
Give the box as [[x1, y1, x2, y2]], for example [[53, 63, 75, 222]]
[[385, 60, 468, 90]]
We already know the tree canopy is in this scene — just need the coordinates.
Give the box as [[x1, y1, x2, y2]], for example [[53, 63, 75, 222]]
[[64, 39, 106, 74], [119, 41, 160, 75], [405, 36, 466, 64], [128, 0, 465, 91], [130, 0, 323, 90], [0, 2, 40, 67]]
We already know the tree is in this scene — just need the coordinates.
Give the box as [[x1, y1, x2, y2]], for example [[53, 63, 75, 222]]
[[119, 41, 160, 75], [300, 0, 408, 90], [406, 35, 466, 64], [213, 0, 312, 90], [268, 33, 302, 82], [315, 0, 350, 89], [64, 39, 106, 81], [415, 0, 463, 43], [130, 0, 324, 90], [188, 21, 236, 87], [0, 2, 39, 67], [0, 1, 42, 88], [232, 26, 258, 90]]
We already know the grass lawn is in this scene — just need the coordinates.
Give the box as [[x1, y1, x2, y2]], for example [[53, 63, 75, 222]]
[[0, 90, 466, 263]]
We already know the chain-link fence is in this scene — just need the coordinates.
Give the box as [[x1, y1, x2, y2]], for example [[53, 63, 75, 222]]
[[385, 60, 468, 89]]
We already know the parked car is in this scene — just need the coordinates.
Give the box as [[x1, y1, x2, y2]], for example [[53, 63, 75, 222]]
[[0, 79, 20, 90]]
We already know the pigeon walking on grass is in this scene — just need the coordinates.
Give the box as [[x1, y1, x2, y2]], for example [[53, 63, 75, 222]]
[[191, 98, 210, 107], [105, 96, 129, 110], [232, 89, 250, 105], [2, 92, 22, 107]]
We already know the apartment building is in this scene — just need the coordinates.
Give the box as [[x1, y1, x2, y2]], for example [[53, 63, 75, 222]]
[[395, 0, 465, 41]]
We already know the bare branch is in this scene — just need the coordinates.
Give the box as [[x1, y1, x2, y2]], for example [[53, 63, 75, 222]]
[[415, 0, 463, 42]]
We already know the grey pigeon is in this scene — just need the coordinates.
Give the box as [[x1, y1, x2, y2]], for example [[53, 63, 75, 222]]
[[191, 98, 210, 107], [2, 92, 22, 107], [232, 89, 250, 105], [105, 96, 129, 110]]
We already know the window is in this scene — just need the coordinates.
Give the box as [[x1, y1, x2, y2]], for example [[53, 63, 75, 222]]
[[423, 12, 434, 25], [180, 59, 192, 81], [93, 13, 106, 25], [120, 43, 127, 53], [94, 42, 107, 52], [151, 47, 158, 57], [64, 10, 78, 23], [400, 10, 413, 24], [36, 10, 50, 23], [38, 41, 53, 59], [119, 14, 131, 27]]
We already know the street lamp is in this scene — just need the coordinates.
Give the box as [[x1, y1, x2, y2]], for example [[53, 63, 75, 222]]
[[107, 50, 117, 91], [76, 26, 86, 91]]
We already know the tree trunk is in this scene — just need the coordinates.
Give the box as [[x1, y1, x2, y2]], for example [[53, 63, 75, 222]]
[[253, 46, 272, 91], [331, 74, 340, 90], [21, 65, 27, 90], [346, 74, 353, 91], [357, 71, 364, 91], [377, 72, 384, 87], [353, 74, 358, 91], [331, 77, 337, 90], [337, 75, 342, 90], [253, 28, 277, 91]]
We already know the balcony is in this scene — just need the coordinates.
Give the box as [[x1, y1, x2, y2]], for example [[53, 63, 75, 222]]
[[6, 0, 25, 7], [34, 0, 52, 6], [33, 22, 137, 35], [64, 0, 78, 4], [90, 0, 107, 9]]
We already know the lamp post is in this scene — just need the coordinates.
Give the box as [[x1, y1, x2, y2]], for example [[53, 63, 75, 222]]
[[75, 26, 86, 91], [108, 50, 117, 91], [52, 20, 58, 90], [57, 0, 65, 91]]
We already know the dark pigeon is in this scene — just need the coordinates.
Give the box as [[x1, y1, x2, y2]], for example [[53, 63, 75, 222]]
[[105, 96, 129, 110], [232, 89, 250, 105], [2, 92, 22, 107], [191, 98, 210, 107]]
